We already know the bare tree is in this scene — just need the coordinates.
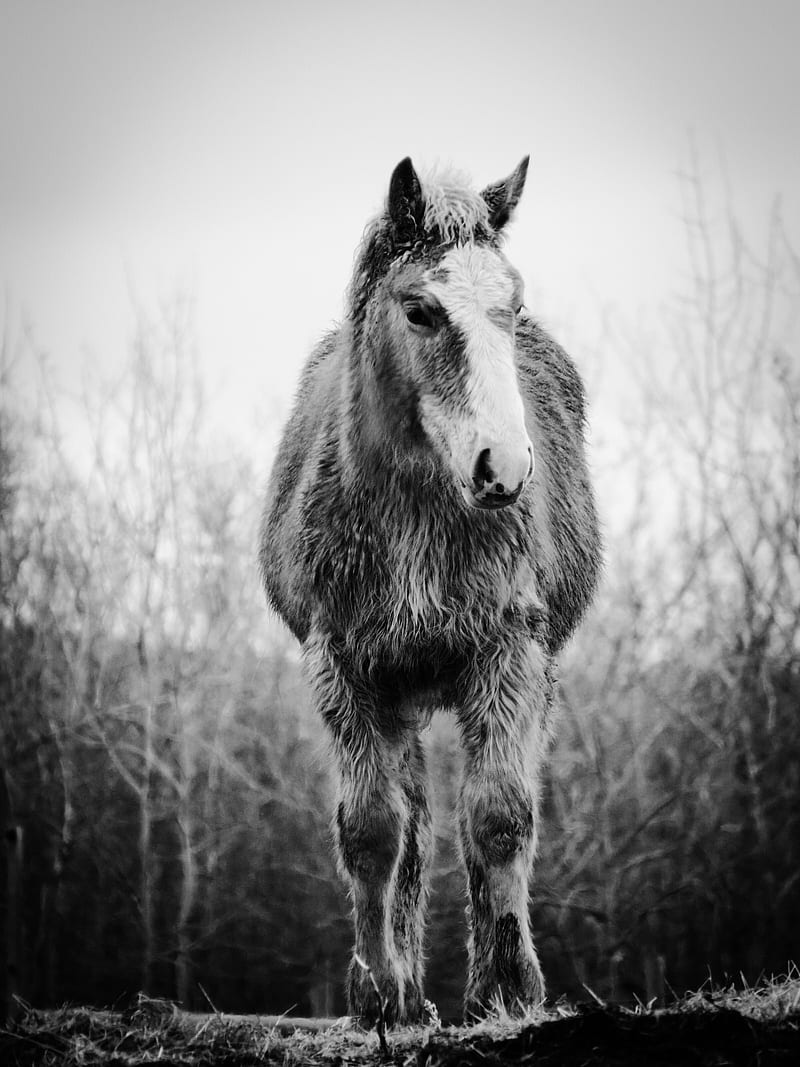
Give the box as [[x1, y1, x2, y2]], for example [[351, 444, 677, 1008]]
[[544, 151, 800, 1000]]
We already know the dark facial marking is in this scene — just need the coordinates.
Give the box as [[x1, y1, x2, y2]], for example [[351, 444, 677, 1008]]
[[421, 319, 472, 408], [488, 307, 515, 332]]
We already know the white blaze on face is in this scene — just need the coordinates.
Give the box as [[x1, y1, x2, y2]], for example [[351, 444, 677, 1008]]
[[421, 244, 533, 496]]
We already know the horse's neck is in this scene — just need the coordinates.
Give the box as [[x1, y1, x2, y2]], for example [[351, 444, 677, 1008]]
[[341, 333, 432, 486]]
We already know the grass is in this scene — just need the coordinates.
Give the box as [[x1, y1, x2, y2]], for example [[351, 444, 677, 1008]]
[[2, 971, 799, 1066]]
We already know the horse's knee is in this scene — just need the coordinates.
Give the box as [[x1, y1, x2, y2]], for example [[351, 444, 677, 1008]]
[[466, 785, 536, 866], [336, 798, 403, 881]]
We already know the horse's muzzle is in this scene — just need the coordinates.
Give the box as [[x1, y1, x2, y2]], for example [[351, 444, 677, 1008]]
[[461, 483, 524, 509], [461, 443, 533, 510]]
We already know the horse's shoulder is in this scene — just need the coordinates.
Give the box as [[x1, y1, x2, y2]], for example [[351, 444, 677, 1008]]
[[261, 326, 347, 624]]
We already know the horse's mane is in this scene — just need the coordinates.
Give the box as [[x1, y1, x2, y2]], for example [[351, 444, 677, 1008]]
[[347, 165, 493, 322]]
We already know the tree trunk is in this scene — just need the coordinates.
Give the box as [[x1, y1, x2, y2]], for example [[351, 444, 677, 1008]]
[[175, 691, 198, 1008], [1, 767, 22, 1023], [140, 698, 156, 994], [175, 803, 197, 1007], [33, 741, 74, 1006]]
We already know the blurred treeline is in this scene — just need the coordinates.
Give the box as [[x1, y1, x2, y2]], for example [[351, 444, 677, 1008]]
[[1, 174, 799, 1022]]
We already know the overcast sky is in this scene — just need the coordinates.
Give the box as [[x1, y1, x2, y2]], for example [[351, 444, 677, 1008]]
[[2, 0, 798, 446]]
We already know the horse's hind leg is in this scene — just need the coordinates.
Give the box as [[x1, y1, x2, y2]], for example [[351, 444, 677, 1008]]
[[391, 732, 433, 1021], [456, 637, 550, 1018]]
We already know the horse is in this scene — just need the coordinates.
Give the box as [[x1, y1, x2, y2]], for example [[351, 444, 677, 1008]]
[[259, 155, 600, 1024]]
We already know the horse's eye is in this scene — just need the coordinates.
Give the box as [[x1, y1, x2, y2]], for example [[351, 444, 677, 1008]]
[[406, 305, 436, 330]]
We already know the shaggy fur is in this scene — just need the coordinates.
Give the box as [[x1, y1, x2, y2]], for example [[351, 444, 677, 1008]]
[[260, 156, 600, 1024]]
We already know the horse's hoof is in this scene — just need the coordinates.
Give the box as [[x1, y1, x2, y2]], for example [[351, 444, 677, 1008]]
[[347, 960, 401, 1027], [464, 956, 546, 1020], [401, 980, 427, 1024]]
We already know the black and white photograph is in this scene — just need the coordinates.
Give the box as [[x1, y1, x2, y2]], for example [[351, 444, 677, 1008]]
[[1, 2, 798, 1063]]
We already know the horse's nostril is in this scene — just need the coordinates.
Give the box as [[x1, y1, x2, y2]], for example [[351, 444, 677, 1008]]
[[495, 482, 505, 494], [473, 448, 495, 487]]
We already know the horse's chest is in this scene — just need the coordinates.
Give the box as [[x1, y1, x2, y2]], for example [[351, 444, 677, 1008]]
[[354, 517, 518, 642], [309, 493, 535, 649], [388, 530, 446, 622]]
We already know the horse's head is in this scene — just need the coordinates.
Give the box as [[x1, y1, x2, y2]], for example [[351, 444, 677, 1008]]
[[351, 156, 534, 510]]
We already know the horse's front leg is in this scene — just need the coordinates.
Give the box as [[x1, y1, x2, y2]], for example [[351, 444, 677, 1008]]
[[456, 637, 551, 1018], [335, 737, 407, 1026], [306, 636, 412, 1025], [391, 732, 433, 1021]]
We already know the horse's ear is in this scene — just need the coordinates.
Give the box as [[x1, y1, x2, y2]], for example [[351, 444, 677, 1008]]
[[388, 156, 425, 245], [481, 155, 530, 231]]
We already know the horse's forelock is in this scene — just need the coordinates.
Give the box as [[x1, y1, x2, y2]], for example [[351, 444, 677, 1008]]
[[419, 166, 490, 247]]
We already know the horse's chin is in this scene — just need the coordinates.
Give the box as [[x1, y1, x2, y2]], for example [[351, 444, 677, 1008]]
[[459, 483, 521, 511]]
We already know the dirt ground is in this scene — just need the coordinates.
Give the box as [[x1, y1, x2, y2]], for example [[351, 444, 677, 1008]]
[[2, 977, 799, 1065]]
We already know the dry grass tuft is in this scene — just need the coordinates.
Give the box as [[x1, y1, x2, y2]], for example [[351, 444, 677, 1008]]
[[2, 973, 800, 1065], [682, 965, 800, 1022]]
